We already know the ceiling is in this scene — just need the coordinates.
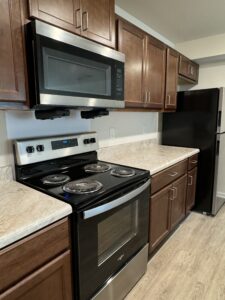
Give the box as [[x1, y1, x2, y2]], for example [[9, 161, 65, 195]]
[[116, 0, 225, 43]]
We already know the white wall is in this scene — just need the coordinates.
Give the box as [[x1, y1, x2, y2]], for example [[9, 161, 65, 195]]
[[0, 112, 13, 167], [6, 110, 90, 139], [91, 111, 158, 147], [191, 62, 225, 90], [176, 33, 225, 60]]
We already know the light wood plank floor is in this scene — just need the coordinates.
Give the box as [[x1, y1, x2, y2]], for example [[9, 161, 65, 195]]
[[126, 205, 225, 300]]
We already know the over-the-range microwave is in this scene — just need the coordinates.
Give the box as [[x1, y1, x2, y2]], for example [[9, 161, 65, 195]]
[[26, 20, 125, 109]]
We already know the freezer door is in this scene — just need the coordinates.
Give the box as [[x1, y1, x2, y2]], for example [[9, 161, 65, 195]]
[[212, 133, 225, 215], [218, 87, 225, 133]]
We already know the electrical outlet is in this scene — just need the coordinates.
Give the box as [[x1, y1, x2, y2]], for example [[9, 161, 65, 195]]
[[109, 128, 116, 138]]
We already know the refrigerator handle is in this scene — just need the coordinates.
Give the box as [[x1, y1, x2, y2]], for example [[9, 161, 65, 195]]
[[218, 111, 222, 127], [217, 140, 220, 156]]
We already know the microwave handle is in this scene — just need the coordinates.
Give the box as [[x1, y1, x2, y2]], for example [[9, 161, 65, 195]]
[[83, 179, 150, 219]]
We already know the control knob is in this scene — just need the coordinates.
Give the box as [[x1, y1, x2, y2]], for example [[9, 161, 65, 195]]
[[83, 139, 90, 144], [26, 146, 35, 154], [36, 145, 45, 152]]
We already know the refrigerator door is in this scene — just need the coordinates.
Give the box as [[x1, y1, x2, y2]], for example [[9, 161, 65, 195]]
[[212, 133, 225, 215], [217, 87, 225, 133], [162, 88, 220, 214]]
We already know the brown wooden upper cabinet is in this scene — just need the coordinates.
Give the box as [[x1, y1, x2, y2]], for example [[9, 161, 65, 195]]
[[117, 19, 168, 110], [145, 36, 166, 110], [28, 0, 115, 48], [179, 54, 199, 83], [0, 0, 27, 103], [117, 19, 146, 107], [164, 48, 179, 110]]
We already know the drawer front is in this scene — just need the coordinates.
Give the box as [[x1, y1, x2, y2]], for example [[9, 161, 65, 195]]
[[151, 159, 188, 194], [0, 218, 70, 293], [188, 154, 198, 170]]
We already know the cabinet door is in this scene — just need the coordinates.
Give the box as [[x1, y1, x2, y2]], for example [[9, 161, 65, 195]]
[[149, 185, 173, 252], [80, 0, 115, 47], [179, 55, 199, 83], [170, 175, 187, 230], [117, 19, 146, 107], [145, 35, 166, 109], [165, 48, 179, 110], [0, 0, 27, 102], [178, 55, 190, 78], [186, 167, 197, 212], [189, 61, 199, 82], [28, 0, 81, 35], [0, 251, 72, 300]]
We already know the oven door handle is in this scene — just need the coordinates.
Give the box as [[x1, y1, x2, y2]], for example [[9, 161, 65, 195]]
[[82, 179, 150, 219]]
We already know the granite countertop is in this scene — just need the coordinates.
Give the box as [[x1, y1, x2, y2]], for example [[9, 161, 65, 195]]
[[98, 141, 200, 175], [0, 141, 199, 250], [0, 179, 72, 249]]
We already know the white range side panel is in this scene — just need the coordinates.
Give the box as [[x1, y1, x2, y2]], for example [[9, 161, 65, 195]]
[[218, 87, 225, 133], [216, 133, 225, 206]]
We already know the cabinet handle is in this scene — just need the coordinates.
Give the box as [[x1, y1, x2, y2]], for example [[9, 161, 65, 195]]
[[188, 64, 191, 75], [170, 187, 177, 200], [167, 94, 171, 105], [173, 187, 178, 199], [144, 91, 148, 103], [169, 188, 175, 200], [148, 91, 151, 103], [75, 9, 81, 28], [82, 11, 89, 31], [188, 175, 193, 186], [168, 171, 178, 177], [190, 66, 194, 75], [191, 160, 197, 164]]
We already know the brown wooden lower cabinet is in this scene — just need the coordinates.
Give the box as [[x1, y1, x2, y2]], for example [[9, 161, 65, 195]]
[[170, 174, 187, 230], [0, 251, 72, 300], [0, 218, 73, 300], [149, 185, 172, 252], [186, 167, 197, 212], [149, 159, 198, 254]]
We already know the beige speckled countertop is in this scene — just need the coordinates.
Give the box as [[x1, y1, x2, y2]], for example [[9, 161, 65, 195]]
[[98, 141, 200, 175], [0, 178, 72, 249]]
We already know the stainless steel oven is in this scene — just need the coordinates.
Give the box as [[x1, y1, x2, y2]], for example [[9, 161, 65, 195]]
[[76, 178, 150, 300], [14, 133, 150, 300], [26, 20, 125, 109]]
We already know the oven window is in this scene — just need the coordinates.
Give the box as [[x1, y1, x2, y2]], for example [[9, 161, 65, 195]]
[[42, 47, 111, 96], [98, 201, 138, 266]]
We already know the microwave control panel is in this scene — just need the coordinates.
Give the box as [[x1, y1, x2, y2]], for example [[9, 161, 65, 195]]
[[115, 65, 124, 99]]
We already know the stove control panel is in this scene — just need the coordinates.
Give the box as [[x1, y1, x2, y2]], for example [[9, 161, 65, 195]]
[[14, 132, 98, 165], [83, 138, 96, 144]]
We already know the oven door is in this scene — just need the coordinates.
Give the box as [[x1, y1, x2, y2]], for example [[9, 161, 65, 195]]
[[29, 20, 125, 109], [77, 179, 150, 300]]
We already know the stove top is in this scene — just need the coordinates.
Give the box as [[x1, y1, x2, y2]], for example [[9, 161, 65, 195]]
[[14, 133, 150, 211], [18, 158, 148, 209]]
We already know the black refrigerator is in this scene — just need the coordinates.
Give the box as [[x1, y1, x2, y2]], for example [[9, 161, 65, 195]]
[[162, 88, 225, 215]]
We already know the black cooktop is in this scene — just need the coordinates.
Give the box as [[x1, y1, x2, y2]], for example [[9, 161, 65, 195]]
[[16, 152, 150, 210]]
